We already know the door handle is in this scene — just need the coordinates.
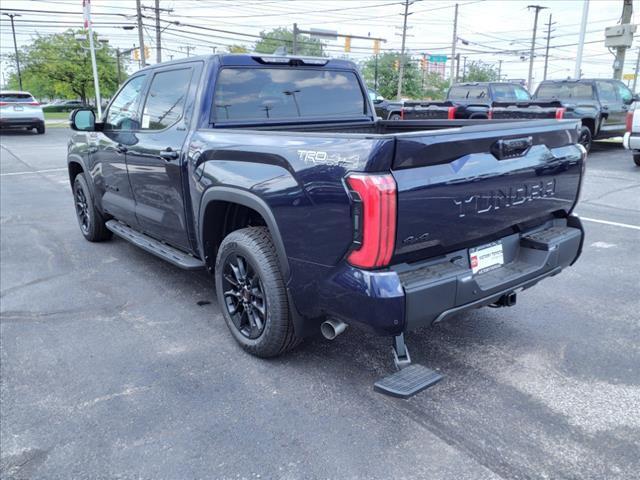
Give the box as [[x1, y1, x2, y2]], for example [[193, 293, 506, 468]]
[[159, 148, 179, 161], [115, 144, 128, 154]]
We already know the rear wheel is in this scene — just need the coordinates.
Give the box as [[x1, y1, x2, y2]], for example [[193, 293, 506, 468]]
[[389, 113, 402, 121], [73, 173, 112, 242], [35, 124, 45, 134], [215, 227, 300, 358], [633, 151, 640, 167], [578, 125, 592, 152]]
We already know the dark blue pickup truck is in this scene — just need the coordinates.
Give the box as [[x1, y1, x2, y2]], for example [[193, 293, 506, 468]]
[[67, 55, 586, 396]]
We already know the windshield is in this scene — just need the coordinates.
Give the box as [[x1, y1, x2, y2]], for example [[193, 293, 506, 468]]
[[448, 85, 489, 100], [0, 93, 36, 103], [535, 82, 594, 100], [213, 68, 366, 122], [491, 84, 531, 101]]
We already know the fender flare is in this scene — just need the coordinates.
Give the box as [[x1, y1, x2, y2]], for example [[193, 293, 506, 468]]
[[198, 186, 290, 280]]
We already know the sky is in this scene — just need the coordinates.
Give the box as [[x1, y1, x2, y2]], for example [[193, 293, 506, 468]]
[[0, 0, 638, 91]]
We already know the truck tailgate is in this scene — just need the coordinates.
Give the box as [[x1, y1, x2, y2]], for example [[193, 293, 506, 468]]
[[390, 120, 584, 260]]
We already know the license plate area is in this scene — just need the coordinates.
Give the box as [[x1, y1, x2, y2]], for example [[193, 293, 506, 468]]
[[469, 241, 504, 275], [13, 106, 24, 111]]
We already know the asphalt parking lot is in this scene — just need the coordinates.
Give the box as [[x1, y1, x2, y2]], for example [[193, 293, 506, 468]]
[[1, 128, 639, 480]]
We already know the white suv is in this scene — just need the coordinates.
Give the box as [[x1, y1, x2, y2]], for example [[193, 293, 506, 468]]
[[0, 90, 45, 134]]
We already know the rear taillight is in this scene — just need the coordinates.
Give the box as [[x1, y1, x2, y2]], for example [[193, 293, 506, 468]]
[[400, 108, 405, 120], [555, 107, 566, 120], [487, 108, 493, 120], [626, 111, 633, 132], [447, 106, 456, 120], [27, 102, 40, 106], [0, 102, 7, 106], [346, 174, 397, 269]]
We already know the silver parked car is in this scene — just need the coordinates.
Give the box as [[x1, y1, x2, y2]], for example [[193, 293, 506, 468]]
[[0, 91, 46, 134]]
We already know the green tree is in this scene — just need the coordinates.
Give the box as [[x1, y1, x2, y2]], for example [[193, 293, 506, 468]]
[[421, 72, 450, 100], [227, 44, 249, 54], [6, 29, 120, 103], [360, 52, 423, 100], [464, 61, 499, 82], [253, 28, 325, 56]]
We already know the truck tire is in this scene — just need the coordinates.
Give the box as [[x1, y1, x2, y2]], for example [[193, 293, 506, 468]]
[[36, 125, 45, 134], [634, 151, 640, 167], [389, 113, 402, 121], [578, 125, 592, 152], [215, 227, 300, 358], [73, 173, 112, 242]]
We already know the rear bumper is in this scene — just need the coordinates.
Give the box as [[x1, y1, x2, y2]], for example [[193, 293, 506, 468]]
[[0, 117, 45, 129], [623, 132, 640, 150], [395, 217, 583, 330], [302, 216, 584, 336]]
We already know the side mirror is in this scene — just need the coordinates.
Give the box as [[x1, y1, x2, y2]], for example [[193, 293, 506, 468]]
[[373, 98, 383, 104], [70, 108, 96, 131], [632, 93, 640, 103]]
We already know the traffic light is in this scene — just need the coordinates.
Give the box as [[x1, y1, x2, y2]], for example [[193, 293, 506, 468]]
[[144, 46, 150, 60], [420, 57, 427, 71], [133, 48, 139, 61], [373, 39, 380, 55], [394, 59, 400, 71], [344, 36, 351, 53]]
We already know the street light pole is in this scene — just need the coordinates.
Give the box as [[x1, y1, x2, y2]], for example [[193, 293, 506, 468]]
[[575, 0, 589, 79], [83, 0, 102, 118], [3, 13, 23, 90]]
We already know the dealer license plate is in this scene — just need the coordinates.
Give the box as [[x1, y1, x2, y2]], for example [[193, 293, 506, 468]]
[[469, 241, 504, 275]]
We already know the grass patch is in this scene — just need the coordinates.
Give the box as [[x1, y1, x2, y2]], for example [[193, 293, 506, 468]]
[[44, 111, 70, 121]]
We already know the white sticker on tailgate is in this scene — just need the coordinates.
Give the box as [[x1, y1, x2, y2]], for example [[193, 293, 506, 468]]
[[469, 241, 504, 274]]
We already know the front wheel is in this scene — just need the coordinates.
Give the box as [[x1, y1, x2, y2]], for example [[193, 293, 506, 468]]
[[633, 151, 640, 167], [73, 173, 112, 242], [215, 227, 300, 358], [35, 124, 45, 134], [578, 126, 592, 152], [389, 113, 402, 121]]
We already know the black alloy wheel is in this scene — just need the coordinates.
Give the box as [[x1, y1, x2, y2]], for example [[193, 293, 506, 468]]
[[74, 182, 91, 235], [221, 253, 267, 340]]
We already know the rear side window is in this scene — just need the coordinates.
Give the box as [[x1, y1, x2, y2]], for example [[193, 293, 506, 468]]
[[535, 82, 594, 100], [0, 93, 36, 103], [213, 68, 366, 122], [448, 86, 489, 100], [596, 81, 617, 103], [141, 68, 193, 130]]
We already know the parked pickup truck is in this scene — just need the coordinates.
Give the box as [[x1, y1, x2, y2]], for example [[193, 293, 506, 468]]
[[368, 88, 404, 120], [402, 82, 532, 121], [67, 55, 586, 394], [492, 79, 638, 151]]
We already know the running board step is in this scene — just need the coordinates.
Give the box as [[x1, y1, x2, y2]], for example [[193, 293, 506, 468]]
[[106, 220, 205, 270], [374, 364, 444, 399]]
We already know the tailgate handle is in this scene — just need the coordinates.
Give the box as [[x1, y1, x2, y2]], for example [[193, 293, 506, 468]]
[[491, 136, 533, 160]]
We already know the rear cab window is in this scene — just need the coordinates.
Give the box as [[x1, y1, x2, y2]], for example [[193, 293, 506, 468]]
[[535, 82, 595, 100], [491, 84, 531, 102], [448, 85, 489, 100], [212, 67, 366, 123]]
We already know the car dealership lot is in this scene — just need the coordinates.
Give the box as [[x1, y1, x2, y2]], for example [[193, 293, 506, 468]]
[[1, 129, 639, 479]]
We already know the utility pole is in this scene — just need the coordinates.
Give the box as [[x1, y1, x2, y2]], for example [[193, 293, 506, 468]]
[[455, 53, 460, 82], [613, 0, 633, 80], [136, 0, 146, 67], [154, 0, 162, 63], [397, 0, 412, 98], [462, 56, 467, 81], [633, 47, 640, 92], [83, 0, 102, 117], [3, 13, 22, 90], [374, 53, 379, 91], [116, 48, 122, 84], [543, 13, 555, 80], [575, 0, 589, 79], [498, 59, 503, 80], [180, 45, 194, 57], [527, 5, 547, 90], [449, 3, 458, 87], [292, 23, 298, 55]]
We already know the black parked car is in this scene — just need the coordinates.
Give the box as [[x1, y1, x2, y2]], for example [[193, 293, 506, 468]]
[[368, 88, 404, 120]]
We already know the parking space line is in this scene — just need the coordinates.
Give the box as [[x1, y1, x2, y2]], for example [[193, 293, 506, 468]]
[[0, 168, 68, 177], [580, 217, 640, 231]]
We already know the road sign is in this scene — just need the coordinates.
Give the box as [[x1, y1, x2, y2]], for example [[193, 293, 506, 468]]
[[309, 29, 338, 41], [428, 54, 448, 63], [623, 73, 636, 80]]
